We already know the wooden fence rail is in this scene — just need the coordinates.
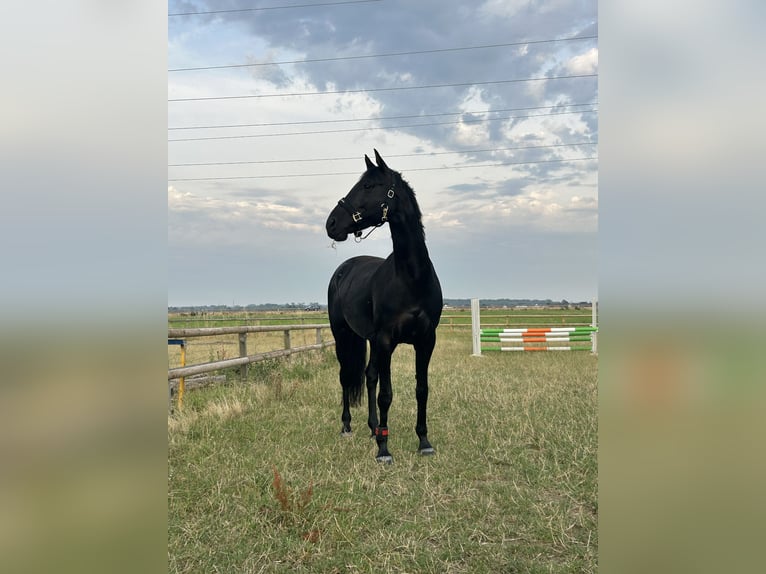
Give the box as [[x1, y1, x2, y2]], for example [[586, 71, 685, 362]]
[[167, 323, 331, 338], [168, 342, 334, 379], [168, 323, 335, 410], [168, 323, 333, 379]]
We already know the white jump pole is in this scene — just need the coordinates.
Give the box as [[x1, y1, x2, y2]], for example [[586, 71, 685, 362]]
[[591, 298, 598, 355], [471, 298, 482, 356]]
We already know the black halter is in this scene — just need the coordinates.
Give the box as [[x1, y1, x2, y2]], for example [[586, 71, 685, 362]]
[[337, 183, 396, 239]]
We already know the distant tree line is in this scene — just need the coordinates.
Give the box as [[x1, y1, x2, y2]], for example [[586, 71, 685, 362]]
[[443, 298, 591, 308], [169, 299, 590, 313], [168, 302, 324, 313]]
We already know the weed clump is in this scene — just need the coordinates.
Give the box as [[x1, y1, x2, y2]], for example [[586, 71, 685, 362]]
[[272, 465, 314, 513]]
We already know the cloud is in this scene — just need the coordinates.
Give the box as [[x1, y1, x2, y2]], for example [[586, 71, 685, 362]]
[[168, 182, 327, 246], [424, 210, 463, 229], [245, 51, 293, 86], [193, 0, 598, 123], [566, 47, 598, 75], [167, 185, 193, 208], [495, 178, 530, 197], [167, 0, 598, 303], [447, 182, 487, 194], [568, 194, 598, 212], [479, 0, 532, 20]]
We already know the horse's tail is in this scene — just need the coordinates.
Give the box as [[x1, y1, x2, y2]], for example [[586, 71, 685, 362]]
[[328, 262, 368, 408], [336, 333, 366, 407]]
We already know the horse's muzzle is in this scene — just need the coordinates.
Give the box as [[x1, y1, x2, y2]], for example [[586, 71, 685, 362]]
[[325, 212, 349, 241]]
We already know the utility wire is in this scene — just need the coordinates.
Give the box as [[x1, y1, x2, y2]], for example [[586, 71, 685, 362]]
[[168, 73, 597, 102], [170, 0, 382, 17], [168, 157, 597, 182], [168, 109, 597, 142], [168, 102, 597, 131], [169, 35, 598, 72], [169, 141, 597, 167]]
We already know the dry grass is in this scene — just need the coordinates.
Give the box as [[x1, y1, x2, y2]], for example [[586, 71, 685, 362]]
[[168, 329, 597, 573]]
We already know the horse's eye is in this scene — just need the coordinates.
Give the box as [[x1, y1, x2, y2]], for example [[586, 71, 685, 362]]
[[363, 183, 373, 190]]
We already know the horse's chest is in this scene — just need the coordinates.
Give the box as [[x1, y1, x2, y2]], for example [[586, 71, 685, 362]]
[[388, 310, 428, 343]]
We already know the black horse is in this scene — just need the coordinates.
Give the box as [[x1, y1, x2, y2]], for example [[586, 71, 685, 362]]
[[325, 150, 443, 463]]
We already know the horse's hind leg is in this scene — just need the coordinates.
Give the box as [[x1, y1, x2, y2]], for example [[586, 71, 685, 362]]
[[340, 385, 353, 437], [334, 326, 366, 436]]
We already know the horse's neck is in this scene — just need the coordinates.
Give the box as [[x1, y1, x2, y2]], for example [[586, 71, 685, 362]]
[[388, 194, 432, 284], [391, 221, 429, 260]]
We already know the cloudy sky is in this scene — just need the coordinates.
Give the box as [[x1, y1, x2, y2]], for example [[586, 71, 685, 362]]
[[168, 0, 598, 306]]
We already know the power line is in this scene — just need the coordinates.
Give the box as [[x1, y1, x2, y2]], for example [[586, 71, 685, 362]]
[[169, 0, 382, 17], [168, 73, 597, 102], [169, 35, 598, 73], [167, 157, 597, 182], [168, 108, 597, 142], [169, 141, 597, 167], [168, 102, 598, 131]]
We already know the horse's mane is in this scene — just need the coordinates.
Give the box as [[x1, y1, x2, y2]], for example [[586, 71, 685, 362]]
[[392, 170, 425, 241], [359, 164, 425, 240]]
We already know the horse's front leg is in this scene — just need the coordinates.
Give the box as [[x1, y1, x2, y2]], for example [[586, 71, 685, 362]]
[[414, 333, 436, 455], [374, 344, 395, 463], [365, 346, 379, 439]]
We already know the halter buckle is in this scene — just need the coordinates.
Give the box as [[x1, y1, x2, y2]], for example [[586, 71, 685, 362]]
[[339, 198, 363, 223], [387, 188, 395, 198]]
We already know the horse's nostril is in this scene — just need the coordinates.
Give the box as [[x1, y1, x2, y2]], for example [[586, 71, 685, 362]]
[[327, 217, 336, 229]]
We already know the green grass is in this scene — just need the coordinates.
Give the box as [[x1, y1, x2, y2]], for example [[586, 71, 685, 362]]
[[168, 310, 329, 329], [168, 330, 597, 573], [168, 308, 593, 330]]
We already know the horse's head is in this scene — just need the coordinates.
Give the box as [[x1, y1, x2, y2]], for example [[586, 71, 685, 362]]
[[326, 149, 397, 242]]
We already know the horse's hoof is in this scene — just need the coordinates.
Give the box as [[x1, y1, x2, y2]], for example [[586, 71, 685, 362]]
[[376, 455, 393, 464], [419, 447, 435, 456], [340, 431, 353, 438]]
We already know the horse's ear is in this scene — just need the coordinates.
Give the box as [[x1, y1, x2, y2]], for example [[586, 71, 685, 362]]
[[373, 149, 388, 172], [364, 154, 375, 171]]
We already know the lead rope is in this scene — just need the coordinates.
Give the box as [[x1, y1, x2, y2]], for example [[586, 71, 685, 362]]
[[354, 222, 382, 242]]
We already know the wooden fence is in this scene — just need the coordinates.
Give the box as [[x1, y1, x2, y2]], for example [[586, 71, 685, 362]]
[[168, 324, 334, 410], [166, 309, 595, 407]]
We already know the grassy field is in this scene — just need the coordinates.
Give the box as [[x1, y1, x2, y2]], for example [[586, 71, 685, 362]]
[[168, 307, 593, 329], [168, 324, 597, 573]]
